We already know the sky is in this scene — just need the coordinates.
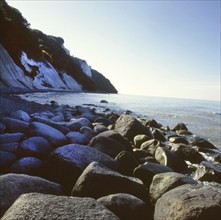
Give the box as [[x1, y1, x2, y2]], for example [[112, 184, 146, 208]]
[[7, 0, 221, 101]]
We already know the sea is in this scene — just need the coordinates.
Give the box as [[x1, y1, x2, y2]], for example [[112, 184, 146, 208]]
[[18, 92, 221, 148]]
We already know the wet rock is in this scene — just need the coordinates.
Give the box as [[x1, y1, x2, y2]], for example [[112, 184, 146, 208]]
[[43, 144, 117, 192], [32, 116, 69, 134], [0, 117, 29, 133], [140, 139, 161, 156], [0, 142, 18, 153], [97, 193, 151, 220], [10, 157, 43, 175], [171, 143, 205, 164], [169, 136, 189, 144], [1, 193, 119, 220], [72, 162, 148, 202], [18, 136, 52, 158], [89, 135, 126, 158], [100, 100, 109, 103], [193, 161, 221, 183], [145, 119, 161, 129], [152, 129, 166, 142], [29, 122, 67, 148], [155, 146, 187, 172], [114, 114, 153, 141], [0, 173, 63, 217], [10, 110, 31, 122], [133, 134, 150, 148], [149, 172, 197, 203], [0, 133, 24, 144], [115, 151, 139, 176], [66, 131, 89, 145], [0, 151, 17, 168], [154, 183, 221, 220], [172, 123, 188, 131], [67, 117, 92, 130], [190, 136, 217, 149], [133, 162, 173, 187]]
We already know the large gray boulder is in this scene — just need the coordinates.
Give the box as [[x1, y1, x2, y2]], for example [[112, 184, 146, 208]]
[[43, 144, 118, 192], [114, 115, 153, 141], [72, 162, 148, 202], [97, 193, 152, 220], [154, 183, 221, 220], [0, 174, 63, 217], [149, 172, 197, 203], [29, 122, 67, 148], [1, 193, 119, 220]]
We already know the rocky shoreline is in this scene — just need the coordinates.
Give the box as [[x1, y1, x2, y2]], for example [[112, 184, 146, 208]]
[[0, 95, 221, 219]]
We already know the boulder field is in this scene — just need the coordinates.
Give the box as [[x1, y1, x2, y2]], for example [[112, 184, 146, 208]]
[[0, 100, 221, 219]]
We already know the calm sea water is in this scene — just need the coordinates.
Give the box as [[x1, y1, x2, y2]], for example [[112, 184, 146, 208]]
[[18, 92, 221, 148]]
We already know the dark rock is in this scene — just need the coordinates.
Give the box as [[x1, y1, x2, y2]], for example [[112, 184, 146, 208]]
[[139, 156, 158, 164], [94, 116, 112, 126], [29, 122, 67, 148], [132, 149, 152, 160], [152, 129, 167, 142], [0, 151, 17, 168], [190, 136, 217, 149], [149, 172, 197, 203], [75, 106, 95, 115], [0, 122, 6, 133], [72, 162, 148, 202], [18, 136, 52, 158], [115, 151, 139, 176], [89, 135, 126, 158], [97, 193, 151, 220], [214, 154, 221, 164], [0, 173, 63, 217], [0, 142, 18, 153], [172, 123, 188, 131], [0, 133, 24, 144], [80, 126, 96, 139], [171, 143, 205, 164], [100, 100, 109, 103], [193, 161, 221, 183], [133, 134, 150, 148], [169, 136, 189, 144], [67, 117, 92, 130], [145, 119, 161, 129], [51, 114, 65, 122], [114, 114, 153, 141], [1, 193, 119, 220], [0, 117, 29, 133], [32, 115, 69, 134], [43, 144, 117, 192], [133, 162, 173, 187], [140, 139, 161, 156], [176, 130, 192, 135], [155, 146, 187, 172], [66, 131, 89, 145], [94, 124, 109, 133], [154, 183, 221, 220], [10, 157, 43, 175], [10, 110, 31, 122]]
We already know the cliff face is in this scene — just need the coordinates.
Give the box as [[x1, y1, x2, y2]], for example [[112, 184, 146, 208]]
[[0, 0, 117, 93]]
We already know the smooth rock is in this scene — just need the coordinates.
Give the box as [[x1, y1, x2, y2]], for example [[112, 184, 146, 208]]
[[80, 126, 96, 139], [2, 193, 119, 220], [0, 174, 63, 217], [0, 151, 17, 168], [51, 114, 65, 122], [152, 129, 166, 142], [94, 116, 112, 126], [115, 151, 140, 176], [155, 146, 187, 172], [145, 119, 161, 129], [0, 133, 24, 144], [114, 114, 153, 141], [171, 143, 205, 164], [134, 134, 150, 148], [100, 99, 109, 103], [133, 162, 173, 187], [29, 122, 67, 148], [66, 131, 89, 145], [169, 136, 189, 144], [94, 124, 109, 133], [149, 172, 197, 203], [67, 117, 92, 130], [43, 144, 117, 192], [10, 157, 43, 175], [193, 161, 221, 183], [0, 142, 18, 153], [10, 110, 30, 122], [97, 193, 151, 220], [72, 162, 148, 202], [154, 183, 221, 220], [89, 135, 126, 158], [140, 139, 161, 156]]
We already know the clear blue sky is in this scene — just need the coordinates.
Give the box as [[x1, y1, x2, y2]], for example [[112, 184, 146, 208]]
[[7, 0, 221, 101]]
